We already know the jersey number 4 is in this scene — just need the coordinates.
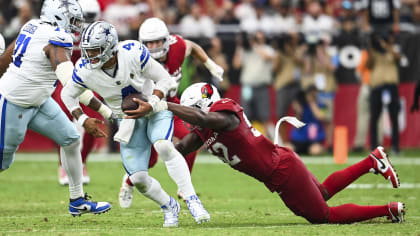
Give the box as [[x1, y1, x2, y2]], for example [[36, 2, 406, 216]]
[[13, 33, 32, 68]]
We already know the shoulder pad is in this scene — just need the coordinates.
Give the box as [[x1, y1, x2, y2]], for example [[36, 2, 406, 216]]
[[209, 99, 243, 113], [49, 28, 73, 49]]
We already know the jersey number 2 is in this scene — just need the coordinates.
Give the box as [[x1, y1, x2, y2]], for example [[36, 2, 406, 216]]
[[13, 33, 32, 68], [209, 142, 241, 166]]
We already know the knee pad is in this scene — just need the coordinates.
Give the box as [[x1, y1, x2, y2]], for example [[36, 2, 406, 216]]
[[153, 140, 175, 162], [62, 138, 80, 149], [61, 135, 80, 147], [129, 171, 151, 193]]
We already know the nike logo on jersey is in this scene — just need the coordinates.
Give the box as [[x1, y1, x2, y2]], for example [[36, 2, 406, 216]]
[[371, 153, 386, 170], [57, 37, 66, 41]]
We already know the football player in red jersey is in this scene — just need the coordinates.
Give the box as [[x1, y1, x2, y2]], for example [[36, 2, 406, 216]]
[[124, 82, 406, 224], [52, 0, 109, 185], [118, 17, 224, 208]]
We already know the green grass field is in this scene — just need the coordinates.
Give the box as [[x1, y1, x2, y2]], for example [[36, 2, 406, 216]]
[[0, 153, 419, 235]]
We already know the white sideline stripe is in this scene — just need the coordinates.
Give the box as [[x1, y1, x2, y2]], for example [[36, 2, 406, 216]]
[[14, 153, 420, 165]]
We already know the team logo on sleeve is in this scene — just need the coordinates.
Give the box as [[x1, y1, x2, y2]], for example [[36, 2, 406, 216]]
[[201, 84, 214, 99]]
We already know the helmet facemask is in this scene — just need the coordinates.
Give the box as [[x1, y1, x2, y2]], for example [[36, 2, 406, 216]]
[[143, 37, 170, 59], [80, 22, 118, 70]]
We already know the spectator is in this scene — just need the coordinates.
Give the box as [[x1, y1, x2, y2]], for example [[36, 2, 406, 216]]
[[2, 0, 33, 44], [233, 31, 276, 138], [179, 3, 216, 39], [103, 0, 148, 40], [359, 0, 401, 33], [301, 0, 335, 40], [271, 0, 298, 35], [367, 31, 401, 154], [273, 33, 304, 142], [290, 85, 326, 155]]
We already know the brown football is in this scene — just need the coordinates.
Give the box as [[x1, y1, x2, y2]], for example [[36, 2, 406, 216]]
[[121, 93, 148, 112]]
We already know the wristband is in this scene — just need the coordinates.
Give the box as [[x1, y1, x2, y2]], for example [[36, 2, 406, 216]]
[[98, 104, 113, 119], [77, 114, 89, 127]]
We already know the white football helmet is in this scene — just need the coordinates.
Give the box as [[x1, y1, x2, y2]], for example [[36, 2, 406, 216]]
[[78, 0, 101, 25], [180, 83, 221, 113], [80, 21, 118, 69], [0, 33, 5, 55], [138, 17, 170, 59], [40, 0, 84, 40]]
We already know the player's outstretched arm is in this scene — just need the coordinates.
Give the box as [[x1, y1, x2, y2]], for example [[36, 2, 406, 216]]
[[186, 40, 224, 81], [175, 132, 204, 156], [0, 40, 16, 77], [124, 99, 239, 131]]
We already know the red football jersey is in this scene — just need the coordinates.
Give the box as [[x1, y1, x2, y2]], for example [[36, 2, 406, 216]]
[[193, 98, 282, 188], [164, 34, 187, 103], [163, 34, 187, 77]]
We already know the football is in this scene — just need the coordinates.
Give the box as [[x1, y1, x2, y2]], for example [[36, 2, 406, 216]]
[[121, 93, 148, 112]]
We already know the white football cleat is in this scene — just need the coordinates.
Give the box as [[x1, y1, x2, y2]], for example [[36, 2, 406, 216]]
[[186, 195, 210, 224], [58, 166, 69, 186], [119, 174, 133, 208], [161, 197, 180, 227]]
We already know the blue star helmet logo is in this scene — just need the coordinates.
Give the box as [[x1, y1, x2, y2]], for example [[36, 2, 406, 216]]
[[59, 0, 74, 9]]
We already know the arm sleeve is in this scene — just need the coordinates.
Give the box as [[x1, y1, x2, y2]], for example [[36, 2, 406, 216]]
[[61, 69, 88, 113]]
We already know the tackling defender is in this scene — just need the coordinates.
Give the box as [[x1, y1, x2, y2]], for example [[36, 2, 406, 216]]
[[119, 17, 225, 208], [0, 0, 111, 216], [61, 21, 210, 227], [125, 82, 405, 224]]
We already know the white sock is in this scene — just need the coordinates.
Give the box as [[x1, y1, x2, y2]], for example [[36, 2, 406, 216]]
[[164, 155, 196, 197], [154, 140, 197, 198], [141, 177, 171, 206], [60, 139, 84, 199]]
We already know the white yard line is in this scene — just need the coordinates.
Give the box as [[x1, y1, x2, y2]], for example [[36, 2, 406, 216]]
[[14, 153, 420, 165]]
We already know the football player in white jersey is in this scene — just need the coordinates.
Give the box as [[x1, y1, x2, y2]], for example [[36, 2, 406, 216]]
[[61, 21, 210, 227], [54, 0, 103, 186], [0, 0, 112, 216]]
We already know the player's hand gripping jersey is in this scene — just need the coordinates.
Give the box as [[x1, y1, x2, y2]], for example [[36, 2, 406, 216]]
[[0, 19, 73, 107], [193, 99, 285, 190], [66, 40, 175, 117]]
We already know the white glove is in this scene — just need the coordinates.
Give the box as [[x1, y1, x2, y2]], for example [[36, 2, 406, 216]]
[[204, 58, 224, 82], [147, 95, 168, 114]]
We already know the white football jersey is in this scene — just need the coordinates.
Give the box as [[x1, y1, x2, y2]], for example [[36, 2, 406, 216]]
[[71, 40, 170, 117], [0, 19, 73, 108]]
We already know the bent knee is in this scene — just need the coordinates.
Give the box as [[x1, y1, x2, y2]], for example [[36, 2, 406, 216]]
[[305, 209, 330, 224], [129, 171, 150, 192], [153, 140, 175, 161], [60, 136, 80, 147]]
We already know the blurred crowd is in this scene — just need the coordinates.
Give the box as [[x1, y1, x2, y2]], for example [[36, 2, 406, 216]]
[[2, 0, 420, 155]]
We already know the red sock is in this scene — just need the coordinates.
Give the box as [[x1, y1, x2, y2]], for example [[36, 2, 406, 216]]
[[126, 176, 134, 186], [81, 132, 95, 164], [184, 151, 197, 172], [322, 157, 373, 199], [329, 204, 388, 223], [148, 147, 158, 168]]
